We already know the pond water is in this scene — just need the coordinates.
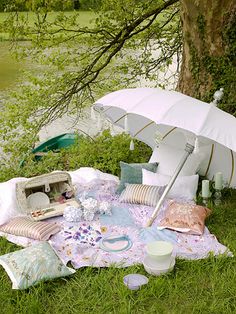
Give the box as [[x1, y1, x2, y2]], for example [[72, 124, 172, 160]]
[[0, 42, 25, 91], [0, 41, 101, 141], [0, 41, 177, 144]]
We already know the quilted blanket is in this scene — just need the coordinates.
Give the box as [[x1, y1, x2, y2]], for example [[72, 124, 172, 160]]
[[0, 168, 230, 269]]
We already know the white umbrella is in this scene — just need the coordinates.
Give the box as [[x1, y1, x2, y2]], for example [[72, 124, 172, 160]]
[[93, 87, 236, 225]]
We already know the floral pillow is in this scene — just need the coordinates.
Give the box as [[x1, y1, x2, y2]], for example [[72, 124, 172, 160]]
[[159, 201, 211, 235], [0, 241, 75, 289]]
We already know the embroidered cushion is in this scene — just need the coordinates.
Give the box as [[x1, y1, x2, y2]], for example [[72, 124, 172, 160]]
[[116, 161, 158, 194], [159, 201, 211, 235], [0, 241, 75, 289], [119, 184, 165, 207], [0, 217, 61, 240]]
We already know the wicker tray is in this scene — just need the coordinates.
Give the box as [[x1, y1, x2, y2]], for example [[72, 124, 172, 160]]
[[16, 171, 79, 221]]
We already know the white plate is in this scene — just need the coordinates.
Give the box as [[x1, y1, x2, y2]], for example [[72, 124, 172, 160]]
[[99, 235, 132, 252], [27, 192, 50, 209]]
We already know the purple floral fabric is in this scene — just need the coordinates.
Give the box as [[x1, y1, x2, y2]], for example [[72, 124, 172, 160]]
[[0, 178, 231, 269]]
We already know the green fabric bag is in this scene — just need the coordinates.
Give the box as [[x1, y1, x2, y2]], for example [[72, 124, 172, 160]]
[[116, 161, 158, 194]]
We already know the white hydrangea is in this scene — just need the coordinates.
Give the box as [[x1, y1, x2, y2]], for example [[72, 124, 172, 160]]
[[63, 205, 83, 222], [63, 197, 113, 222], [81, 198, 98, 212], [99, 201, 112, 215], [83, 210, 95, 221]]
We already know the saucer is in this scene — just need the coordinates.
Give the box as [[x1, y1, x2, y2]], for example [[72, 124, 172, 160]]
[[99, 235, 132, 252], [123, 274, 149, 290], [27, 192, 50, 209]]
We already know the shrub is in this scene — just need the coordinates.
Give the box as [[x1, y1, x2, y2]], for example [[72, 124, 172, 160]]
[[0, 129, 152, 181]]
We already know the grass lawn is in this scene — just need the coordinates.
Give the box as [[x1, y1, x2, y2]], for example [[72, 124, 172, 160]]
[[0, 197, 235, 314]]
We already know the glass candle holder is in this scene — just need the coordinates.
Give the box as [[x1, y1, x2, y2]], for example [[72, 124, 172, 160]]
[[202, 196, 209, 206], [199, 191, 211, 207], [214, 189, 222, 206]]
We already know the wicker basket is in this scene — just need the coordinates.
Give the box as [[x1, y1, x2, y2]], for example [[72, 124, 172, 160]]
[[16, 171, 79, 221]]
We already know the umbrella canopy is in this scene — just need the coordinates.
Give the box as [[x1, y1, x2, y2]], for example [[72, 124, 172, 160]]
[[94, 87, 236, 188]]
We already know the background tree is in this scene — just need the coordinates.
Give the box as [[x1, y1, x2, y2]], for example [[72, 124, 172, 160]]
[[0, 0, 235, 165], [178, 0, 235, 114]]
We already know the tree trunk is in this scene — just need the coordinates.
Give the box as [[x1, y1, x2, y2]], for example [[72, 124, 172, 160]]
[[177, 0, 236, 114]]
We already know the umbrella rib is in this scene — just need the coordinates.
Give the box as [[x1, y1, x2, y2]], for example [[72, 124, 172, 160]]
[[134, 124, 177, 138], [114, 113, 127, 123], [229, 150, 235, 186], [133, 121, 155, 137], [162, 127, 177, 139], [204, 144, 214, 177]]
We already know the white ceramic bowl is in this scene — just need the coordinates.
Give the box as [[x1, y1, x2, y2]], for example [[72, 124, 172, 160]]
[[143, 255, 175, 276], [123, 274, 149, 290], [146, 241, 173, 263]]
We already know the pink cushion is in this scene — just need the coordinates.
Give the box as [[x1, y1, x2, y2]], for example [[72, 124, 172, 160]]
[[159, 201, 211, 235]]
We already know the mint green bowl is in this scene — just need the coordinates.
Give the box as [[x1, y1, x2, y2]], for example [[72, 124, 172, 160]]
[[146, 241, 173, 264]]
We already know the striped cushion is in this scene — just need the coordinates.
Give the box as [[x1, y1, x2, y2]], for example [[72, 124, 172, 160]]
[[0, 217, 61, 240], [119, 184, 165, 207]]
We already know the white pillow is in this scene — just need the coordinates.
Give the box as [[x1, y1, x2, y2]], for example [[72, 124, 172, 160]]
[[68, 167, 119, 184], [0, 177, 28, 226], [68, 167, 100, 184], [142, 169, 199, 200], [149, 143, 202, 176]]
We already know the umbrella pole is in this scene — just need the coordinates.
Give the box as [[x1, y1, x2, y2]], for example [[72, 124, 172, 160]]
[[146, 143, 194, 227]]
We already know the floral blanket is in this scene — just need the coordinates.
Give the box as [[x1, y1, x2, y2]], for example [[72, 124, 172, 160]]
[[0, 172, 230, 269]]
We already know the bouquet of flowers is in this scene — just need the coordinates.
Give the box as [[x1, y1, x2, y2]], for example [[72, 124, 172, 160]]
[[63, 197, 112, 222]]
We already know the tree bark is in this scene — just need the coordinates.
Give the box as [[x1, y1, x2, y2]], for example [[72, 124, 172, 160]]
[[177, 0, 236, 112]]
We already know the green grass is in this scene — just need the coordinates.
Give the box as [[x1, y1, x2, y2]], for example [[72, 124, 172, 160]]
[[0, 9, 235, 311], [0, 138, 235, 313], [0, 198, 235, 313]]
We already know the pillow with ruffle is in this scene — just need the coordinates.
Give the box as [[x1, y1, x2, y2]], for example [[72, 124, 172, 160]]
[[158, 200, 211, 235]]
